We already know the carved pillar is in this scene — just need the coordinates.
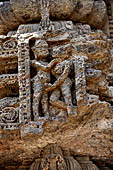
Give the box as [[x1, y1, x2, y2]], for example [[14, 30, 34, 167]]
[[18, 37, 31, 123], [74, 55, 87, 105]]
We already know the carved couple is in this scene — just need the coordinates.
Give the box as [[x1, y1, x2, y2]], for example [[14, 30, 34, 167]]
[[31, 39, 75, 120]]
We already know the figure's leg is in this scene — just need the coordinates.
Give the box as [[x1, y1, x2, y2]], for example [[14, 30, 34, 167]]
[[61, 78, 72, 105], [41, 93, 49, 117], [33, 82, 43, 121], [61, 78, 74, 114], [50, 89, 67, 118], [50, 89, 67, 110]]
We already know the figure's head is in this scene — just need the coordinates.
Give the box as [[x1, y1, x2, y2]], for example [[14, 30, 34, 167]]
[[32, 40, 49, 60], [53, 63, 64, 75]]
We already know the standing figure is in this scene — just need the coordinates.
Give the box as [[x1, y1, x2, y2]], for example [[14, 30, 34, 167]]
[[31, 39, 59, 120], [32, 39, 50, 120], [50, 60, 74, 115], [44, 48, 76, 115]]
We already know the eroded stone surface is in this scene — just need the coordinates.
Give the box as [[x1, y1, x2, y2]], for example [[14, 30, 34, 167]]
[[0, 0, 113, 170], [0, 0, 107, 35]]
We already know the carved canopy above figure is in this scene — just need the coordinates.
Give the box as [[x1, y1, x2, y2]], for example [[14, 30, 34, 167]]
[[0, 0, 107, 34]]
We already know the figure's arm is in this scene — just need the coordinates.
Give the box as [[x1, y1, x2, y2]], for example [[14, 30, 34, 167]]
[[31, 59, 60, 72], [50, 100, 67, 110], [49, 89, 67, 110], [44, 61, 71, 92], [47, 58, 60, 70]]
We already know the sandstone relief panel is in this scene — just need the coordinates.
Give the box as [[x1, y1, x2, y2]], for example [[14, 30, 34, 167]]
[[0, 1, 113, 169], [0, 0, 112, 134]]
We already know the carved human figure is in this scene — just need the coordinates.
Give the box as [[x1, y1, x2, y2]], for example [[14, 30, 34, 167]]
[[31, 39, 59, 120], [31, 39, 50, 120], [44, 45, 76, 115], [50, 60, 73, 115], [56, 155, 67, 170]]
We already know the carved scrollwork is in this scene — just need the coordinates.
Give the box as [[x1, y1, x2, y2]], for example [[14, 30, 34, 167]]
[[3, 40, 17, 50], [0, 107, 18, 123]]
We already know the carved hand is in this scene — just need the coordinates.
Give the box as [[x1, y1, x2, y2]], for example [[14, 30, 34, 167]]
[[43, 83, 53, 92]]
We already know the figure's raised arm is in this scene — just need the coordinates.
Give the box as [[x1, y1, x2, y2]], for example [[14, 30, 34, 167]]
[[44, 61, 71, 92], [31, 58, 60, 72]]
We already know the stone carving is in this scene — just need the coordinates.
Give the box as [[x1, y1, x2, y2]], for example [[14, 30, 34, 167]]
[[18, 36, 31, 123], [0, 0, 107, 34], [0, 37, 17, 53], [0, 107, 18, 123], [79, 160, 100, 170], [40, 0, 51, 30], [29, 156, 100, 170], [0, 37, 19, 129], [29, 145, 67, 170], [29, 145, 84, 170], [31, 39, 51, 119], [2, 39, 17, 50], [30, 35, 78, 119], [49, 56, 76, 115], [0, 37, 18, 75], [0, 20, 112, 132], [64, 157, 82, 170], [17, 21, 73, 34], [0, 97, 19, 110], [29, 145, 101, 170], [76, 157, 100, 170], [0, 0, 113, 170], [0, 0, 112, 135], [0, 74, 18, 100]]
